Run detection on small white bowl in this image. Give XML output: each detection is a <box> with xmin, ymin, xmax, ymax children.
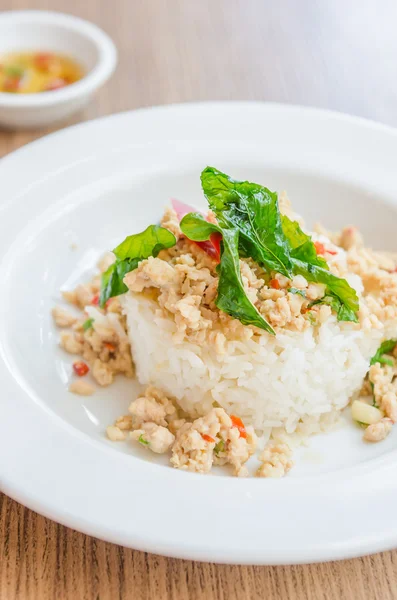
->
<box><xmin>0</xmin><ymin>11</ymin><xmax>117</xmax><ymax>129</ymax></box>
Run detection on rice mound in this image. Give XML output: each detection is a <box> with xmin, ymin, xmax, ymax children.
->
<box><xmin>121</xmin><ymin>293</ymin><xmax>387</xmax><ymax>436</ymax></box>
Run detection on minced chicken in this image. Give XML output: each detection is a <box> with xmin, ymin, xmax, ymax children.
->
<box><xmin>53</xmin><ymin>204</ymin><xmax>397</xmax><ymax>478</ymax></box>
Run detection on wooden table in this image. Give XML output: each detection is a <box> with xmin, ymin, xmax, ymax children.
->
<box><xmin>1</xmin><ymin>0</ymin><xmax>397</xmax><ymax>597</ymax></box>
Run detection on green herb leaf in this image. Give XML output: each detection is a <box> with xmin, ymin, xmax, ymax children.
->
<box><xmin>216</xmin><ymin>228</ymin><xmax>275</xmax><ymax>334</ymax></box>
<box><xmin>100</xmin><ymin>259</ymin><xmax>136</xmax><ymax>307</ymax></box>
<box><xmin>100</xmin><ymin>225</ymin><xmax>176</xmax><ymax>307</ymax></box>
<box><xmin>138</xmin><ymin>434</ymin><xmax>149</xmax><ymax>446</ymax></box>
<box><xmin>281</xmin><ymin>216</ymin><xmax>328</xmax><ymax>269</ymax></box>
<box><xmin>288</xmin><ymin>288</ymin><xmax>306</xmax><ymax>297</ymax></box>
<box><xmin>370</xmin><ymin>340</ymin><xmax>397</xmax><ymax>366</ymax></box>
<box><xmin>292</xmin><ymin>260</ymin><xmax>359</xmax><ymax>323</ymax></box>
<box><xmin>180</xmin><ymin>212</ymin><xmax>221</xmax><ymax>240</ymax></box>
<box><xmin>200</xmin><ymin>167</ymin><xmax>359</xmax><ymax>323</ymax></box>
<box><xmin>281</xmin><ymin>216</ymin><xmax>359</xmax><ymax>321</ymax></box>
<box><xmin>82</xmin><ymin>318</ymin><xmax>94</xmax><ymax>331</ymax></box>
<box><xmin>214</xmin><ymin>439</ymin><xmax>225</xmax><ymax>454</ymax></box>
<box><xmin>309</xmin><ymin>290</ymin><xmax>358</xmax><ymax>323</ymax></box>
<box><xmin>113</xmin><ymin>225</ymin><xmax>176</xmax><ymax>261</ymax></box>
<box><xmin>201</xmin><ymin>167</ymin><xmax>293</xmax><ymax>277</ymax></box>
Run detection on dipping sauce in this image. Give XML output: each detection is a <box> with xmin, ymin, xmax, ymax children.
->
<box><xmin>0</xmin><ymin>52</ymin><xmax>84</xmax><ymax>93</ymax></box>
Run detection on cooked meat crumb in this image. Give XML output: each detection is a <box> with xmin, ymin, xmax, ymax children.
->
<box><xmin>92</xmin><ymin>358</ymin><xmax>114</xmax><ymax>386</ymax></box>
<box><xmin>363</xmin><ymin>418</ymin><xmax>393</xmax><ymax>442</ymax></box>
<box><xmin>129</xmin><ymin>385</ymin><xmax>177</xmax><ymax>428</ymax></box>
<box><xmin>256</xmin><ymin>442</ymin><xmax>293</xmax><ymax>478</ymax></box>
<box><xmin>56</xmin><ymin>260</ymin><xmax>134</xmax><ymax>392</ymax></box>
<box><xmin>60</xmin><ymin>331</ymin><xmax>84</xmax><ymax>355</ymax></box>
<box><xmin>369</xmin><ymin>362</ymin><xmax>397</xmax><ymax>421</ymax></box>
<box><xmin>115</xmin><ymin>415</ymin><xmax>133</xmax><ymax>431</ymax></box>
<box><xmin>106</xmin><ymin>425</ymin><xmax>126</xmax><ymax>441</ymax></box>
<box><xmin>171</xmin><ymin>408</ymin><xmax>256</xmax><ymax>475</ymax></box>
<box><xmin>131</xmin><ymin>422</ymin><xmax>175</xmax><ymax>453</ymax></box>
<box><xmin>52</xmin><ymin>306</ymin><xmax>77</xmax><ymax>328</ymax></box>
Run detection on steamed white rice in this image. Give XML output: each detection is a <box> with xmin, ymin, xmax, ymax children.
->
<box><xmin>122</xmin><ymin>293</ymin><xmax>392</xmax><ymax>437</ymax></box>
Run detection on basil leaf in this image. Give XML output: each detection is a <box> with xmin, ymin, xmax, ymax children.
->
<box><xmin>370</xmin><ymin>340</ymin><xmax>397</xmax><ymax>366</ymax></box>
<box><xmin>216</xmin><ymin>228</ymin><xmax>275</xmax><ymax>335</ymax></box>
<box><xmin>309</xmin><ymin>291</ymin><xmax>358</xmax><ymax>323</ymax></box>
<box><xmin>180</xmin><ymin>213</ymin><xmax>221</xmax><ymax>240</ymax></box>
<box><xmin>201</xmin><ymin>167</ymin><xmax>293</xmax><ymax>277</ymax></box>
<box><xmin>293</xmin><ymin>259</ymin><xmax>359</xmax><ymax>322</ymax></box>
<box><xmin>201</xmin><ymin>166</ymin><xmax>358</xmax><ymax>323</ymax></box>
<box><xmin>113</xmin><ymin>224</ymin><xmax>176</xmax><ymax>261</ymax></box>
<box><xmin>100</xmin><ymin>259</ymin><xmax>136</xmax><ymax>307</ymax></box>
<box><xmin>281</xmin><ymin>216</ymin><xmax>328</xmax><ymax>270</ymax></box>
<box><xmin>82</xmin><ymin>318</ymin><xmax>94</xmax><ymax>331</ymax></box>
<box><xmin>281</xmin><ymin>216</ymin><xmax>358</xmax><ymax>320</ymax></box>
<box><xmin>100</xmin><ymin>225</ymin><xmax>176</xmax><ymax>307</ymax></box>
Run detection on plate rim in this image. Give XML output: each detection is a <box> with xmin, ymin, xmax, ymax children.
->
<box><xmin>2</xmin><ymin>101</ymin><xmax>397</xmax><ymax>565</ymax></box>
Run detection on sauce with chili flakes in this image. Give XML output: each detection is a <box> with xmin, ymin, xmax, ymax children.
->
<box><xmin>0</xmin><ymin>52</ymin><xmax>84</xmax><ymax>94</ymax></box>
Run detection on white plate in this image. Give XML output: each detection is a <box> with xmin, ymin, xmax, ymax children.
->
<box><xmin>2</xmin><ymin>103</ymin><xmax>397</xmax><ymax>565</ymax></box>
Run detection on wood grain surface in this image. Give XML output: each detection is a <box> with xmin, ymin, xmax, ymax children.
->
<box><xmin>1</xmin><ymin>0</ymin><xmax>397</xmax><ymax>598</ymax></box>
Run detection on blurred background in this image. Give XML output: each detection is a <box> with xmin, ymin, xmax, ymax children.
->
<box><xmin>1</xmin><ymin>0</ymin><xmax>397</xmax><ymax>144</ymax></box>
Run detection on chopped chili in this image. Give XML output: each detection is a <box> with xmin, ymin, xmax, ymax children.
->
<box><xmin>314</xmin><ymin>241</ymin><xmax>325</xmax><ymax>255</ymax></box>
<box><xmin>201</xmin><ymin>433</ymin><xmax>215</xmax><ymax>443</ymax></box>
<box><xmin>73</xmin><ymin>361</ymin><xmax>89</xmax><ymax>377</ymax></box>
<box><xmin>230</xmin><ymin>414</ymin><xmax>247</xmax><ymax>439</ymax></box>
<box><xmin>91</xmin><ymin>294</ymin><xmax>99</xmax><ymax>305</ymax></box>
<box><xmin>104</xmin><ymin>342</ymin><xmax>116</xmax><ymax>352</ymax></box>
<box><xmin>269</xmin><ymin>278</ymin><xmax>280</xmax><ymax>289</ymax></box>
<box><xmin>314</xmin><ymin>241</ymin><xmax>337</xmax><ymax>256</ymax></box>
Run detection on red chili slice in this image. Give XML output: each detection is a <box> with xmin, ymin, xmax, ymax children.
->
<box><xmin>210</xmin><ymin>231</ymin><xmax>222</xmax><ymax>259</ymax></box>
<box><xmin>91</xmin><ymin>294</ymin><xmax>99</xmax><ymax>305</ymax></box>
<box><xmin>314</xmin><ymin>241</ymin><xmax>325</xmax><ymax>255</ymax></box>
<box><xmin>314</xmin><ymin>241</ymin><xmax>337</xmax><ymax>256</ymax></box>
<box><xmin>104</xmin><ymin>342</ymin><xmax>116</xmax><ymax>352</ymax></box>
<box><xmin>195</xmin><ymin>232</ymin><xmax>222</xmax><ymax>262</ymax></box>
<box><xmin>201</xmin><ymin>433</ymin><xmax>215</xmax><ymax>443</ymax></box>
<box><xmin>230</xmin><ymin>415</ymin><xmax>247</xmax><ymax>439</ymax></box>
<box><xmin>270</xmin><ymin>278</ymin><xmax>280</xmax><ymax>289</ymax></box>
<box><xmin>73</xmin><ymin>361</ymin><xmax>89</xmax><ymax>376</ymax></box>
